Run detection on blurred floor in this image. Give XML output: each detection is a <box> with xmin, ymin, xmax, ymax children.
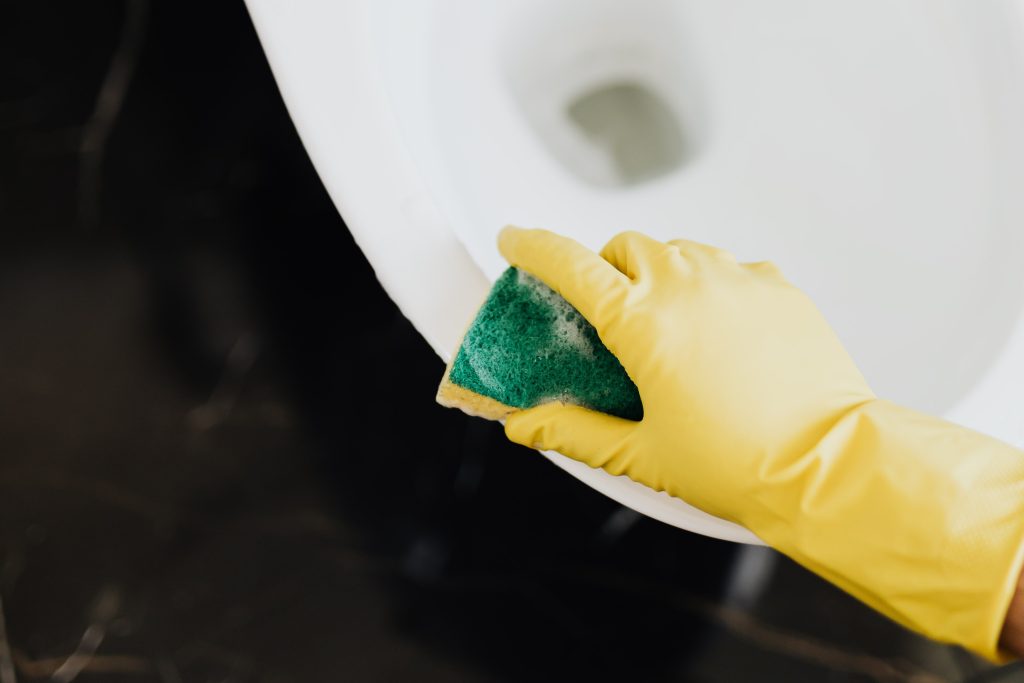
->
<box><xmin>0</xmin><ymin>2</ymin><xmax>1020</xmax><ymax>682</ymax></box>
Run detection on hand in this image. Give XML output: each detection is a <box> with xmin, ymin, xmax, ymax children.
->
<box><xmin>499</xmin><ymin>227</ymin><xmax>874</xmax><ymax>524</ymax></box>
<box><xmin>499</xmin><ymin>226</ymin><xmax>1024</xmax><ymax>660</ymax></box>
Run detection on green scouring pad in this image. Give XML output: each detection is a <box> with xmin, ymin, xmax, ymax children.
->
<box><xmin>436</xmin><ymin>267</ymin><xmax>642</xmax><ymax>421</ymax></box>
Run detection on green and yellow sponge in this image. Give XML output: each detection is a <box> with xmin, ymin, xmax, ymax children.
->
<box><xmin>436</xmin><ymin>267</ymin><xmax>642</xmax><ymax>421</ymax></box>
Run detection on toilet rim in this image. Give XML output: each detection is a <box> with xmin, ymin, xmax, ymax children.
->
<box><xmin>245</xmin><ymin>0</ymin><xmax>1024</xmax><ymax>546</ymax></box>
<box><xmin>245</xmin><ymin>0</ymin><xmax>763</xmax><ymax>544</ymax></box>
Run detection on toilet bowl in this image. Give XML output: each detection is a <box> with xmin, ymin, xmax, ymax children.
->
<box><xmin>246</xmin><ymin>0</ymin><xmax>1024</xmax><ymax>544</ymax></box>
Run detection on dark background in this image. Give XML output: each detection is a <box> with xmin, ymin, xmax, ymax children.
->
<box><xmin>0</xmin><ymin>2</ymin><xmax>1017</xmax><ymax>681</ymax></box>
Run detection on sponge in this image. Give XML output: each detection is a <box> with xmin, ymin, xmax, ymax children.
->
<box><xmin>436</xmin><ymin>267</ymin><xmax>642</xmax><ymax>421</ymax></box>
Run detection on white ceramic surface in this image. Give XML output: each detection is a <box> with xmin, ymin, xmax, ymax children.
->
<box><xmin>245</xmin><ymin>0</ymin><xmax>1024</xmax><ymax>545</ymax></box>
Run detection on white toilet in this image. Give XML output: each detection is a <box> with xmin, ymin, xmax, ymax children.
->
<box><xmin>246</xmin><ymin>0</ymin><xmax>1024</xmax><ymax>544</ymax></box>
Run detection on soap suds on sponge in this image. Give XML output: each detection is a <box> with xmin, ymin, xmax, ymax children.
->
<box><xmin>437</xmin><ymin>267</ymin><xmax>642</xmax><ymax>421</ymax></box>
<box><xmin>514</xmin><ymin>268</ymin><xmax>595</xmax><ymax>359</ymax></box>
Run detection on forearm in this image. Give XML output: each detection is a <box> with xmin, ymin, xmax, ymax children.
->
<box><xmin>1001</xmin><ymin>570</ymin><xmax>1024</xmax><ymax>657</ymax></box>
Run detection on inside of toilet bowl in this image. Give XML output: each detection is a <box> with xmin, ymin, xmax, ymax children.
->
<box><xmin>368</xmin><ymin>0</ymin><xmax>1024</xmax><ymax>419</ymax></box>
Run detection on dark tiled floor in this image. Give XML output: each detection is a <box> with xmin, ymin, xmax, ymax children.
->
<box><xmin>0</xmin><ymin>2</ymin><xmax>1021</xmax><ymax>682</ymax></box>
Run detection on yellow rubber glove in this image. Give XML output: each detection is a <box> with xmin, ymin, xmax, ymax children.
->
<box><xmin>499</xmin><ymin>226</ymin><xmax>1024</xmax><ymax>659</ymax></box>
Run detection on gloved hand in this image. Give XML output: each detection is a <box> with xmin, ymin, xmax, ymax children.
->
<box><xmin>499</xmin><ymin>226</ymin><xmax>1024</xmax><ymax>659</ymax></box>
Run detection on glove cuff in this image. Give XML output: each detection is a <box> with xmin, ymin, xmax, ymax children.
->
<box><xmin>747</xmin><ymin>399</ymin><xmax>1024</xmax><ymax>660</ymax></box>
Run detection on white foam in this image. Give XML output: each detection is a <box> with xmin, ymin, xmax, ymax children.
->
<box><xmin>550</xmin><ymin>314</ymin><xmax>594</xmax><ymax>358</ymax></box>
<box><xmin>463</xmin><ymin>335</ymin><xmax>504</xmax><ymax>393</ymax></box>
<box><xmin>516</xmin><ymin>269</ymin><xmax>595</xmax><ymax>358</ymax></box>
